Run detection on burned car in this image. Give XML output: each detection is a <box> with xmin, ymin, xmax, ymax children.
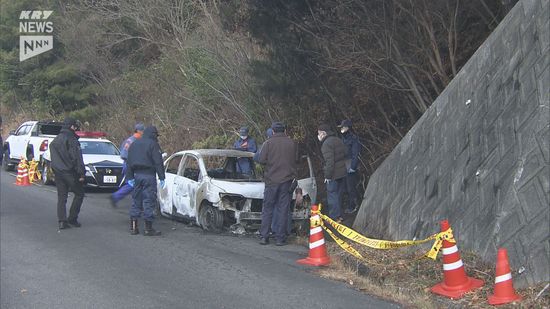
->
<box><xmin>157</xmin><ymin>149</ymin><xmax>317</xmax><ymax>232</ymax></box>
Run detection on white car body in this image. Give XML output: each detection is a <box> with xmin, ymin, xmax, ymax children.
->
<box><xmin>3</xmin><ymin>120</ymin><xmax>63</xmax><ymax>169</ymax></box>
<box><xmin>158</xmin><ymin>149</ymin><xmax>317</xmax><ymax>231</ymax></box>
<box><xmin>42</xmin><ymin>137</ymin><xmax>124</xmax><ymax>187</ymax></box>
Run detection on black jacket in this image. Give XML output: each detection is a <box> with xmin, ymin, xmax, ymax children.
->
<box><xmin>50</xmin><ymin>127</ymin><xmax>85</xmax><ymax>177</ymax></box>
<box><xmin>342</xmin><ymin>131</ymin><xmax>360</xmax><ymax>170</ymax></box>
<box><xmin>126</xmin><ymin>126</ymin><xmax>165</xmax><ymax>180</ymax></box>
<box><xmin>258</xmin><ymin>132</ymin><xmax>297</xmax><ymax>185</ymax></box>
<box><xmin>321</xmin><ymin>132</ymin><xmax>348</xmax><ymax>180</ymax></box>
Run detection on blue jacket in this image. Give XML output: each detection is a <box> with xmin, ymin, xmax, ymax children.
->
<box><xmin>233</xmin><ymin>137</ymin><xmax>257</xmax><ymax>175</ymax></box>
<box><xmin>342</xmin><ymin>131</ymin><xmax>360</xmax><ymax>171</ymax></box>
<box><xmin>119</xmin><ymin>133</ymin><xmax>139</xmax><ymax>160</ymax></box>
<box><xmin>126</xmin><ymin>127</ymin><xmax>165</xmax><ymax>180</ymax></box>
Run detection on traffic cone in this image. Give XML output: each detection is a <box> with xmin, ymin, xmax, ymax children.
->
<box><xmin>488</xmin><ymin>248</ymin><xmax>522</xmax><ymax>305</ymax></box>
<box><xmin>296</xmin><ymin>204</ymin><xmax>331</xmax><ymax>266</ymax></box>
<box><xmin>15</xmin><ymin>159</ymin><xmax>31</xmax><ymax>186</ymax></box>
<box><xmin>431</xmin><ymin>219</ymin><xmax>484</xmax><ymax>299</ymax></box>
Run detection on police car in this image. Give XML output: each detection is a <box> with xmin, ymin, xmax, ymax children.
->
<box><xmin>41</xmin><ymin>132</ymin><xmax>124</xmax><ymax>188</ymax></box>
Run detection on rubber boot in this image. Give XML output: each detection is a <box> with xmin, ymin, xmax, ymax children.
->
<box><xmin>144</xmin><ymin>221</ymin><xmax>161</xmax><ymax>236</ymax></box>
<box><xmin>130</xmin><ymin>219</ymin><xmax>139</xmax><ymax>235</ymax></box>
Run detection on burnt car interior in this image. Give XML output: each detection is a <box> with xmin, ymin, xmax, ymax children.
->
<box><xmin>205</xmin><ymin>156</ymin><xmax>257</xmax><ymax>181</ymax></box>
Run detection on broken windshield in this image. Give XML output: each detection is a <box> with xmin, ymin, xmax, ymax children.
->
<box><xmin>202</xmin><ymin>155</ymin><xmax>259</xmax><ymax>181</ymax></box>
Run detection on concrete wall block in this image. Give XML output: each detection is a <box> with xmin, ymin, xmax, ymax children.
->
<box><xmin>498</xmin><ymin>211</ymin><xmax>524</xmax><ymax>244</ymax></box>
<box><xmin>519</xmin><ymin>69</ymin><xmax>537</xmax><ymax>104</ymax></box>
<box><xmin>536</xmin><ymin>64</ymin><xmax>549</xmax><ymax>106</ymax></box>
<box><xmin>517</xmin><ymin>176</ymin><xmax>547</xmax><ymax>221</ymax></box>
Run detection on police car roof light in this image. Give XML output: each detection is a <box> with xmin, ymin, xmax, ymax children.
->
<box><xmin>76</xmin><ymin>131</ymin><xmax>107</xmax><ymax>138</ymax></box>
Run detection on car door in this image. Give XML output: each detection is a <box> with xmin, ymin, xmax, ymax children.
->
<box><xmin>158</xmin><ymin>154</ymin><xmax>184</xmax><ymax>215</ymax></box>
<box><xmin>172</xmin><ymin>154</ymin><xmax>201</xmax><ymax>218</ymax></box>
<box><xmin>10</xmin><ymin>124</ymin><xmax>31</xmax><ymax>159</ymax></box>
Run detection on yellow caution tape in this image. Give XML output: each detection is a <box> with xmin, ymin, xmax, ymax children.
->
<box><xmin>28</xmin><ymin>160</ymin><xmax>41</xmax><ymax>183</ymax></box>
<box><xmin>320</xmin><ymin>220</ymin><xmax>366</xmax><ymax>261</ymax></box>
<box><xmin>318</xmin><ymin>210</ymin><xmax>454</xmax><ymax>260</ymax></box>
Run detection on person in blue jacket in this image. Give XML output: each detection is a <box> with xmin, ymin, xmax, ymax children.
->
<box><xmin>111</xmin><ymin>123</ymin><xmax>144</xmax><ymax>207</ymax></box>
<box><xmin>233</xmin><ymin>126</ymin><xmax>257</xmax><ymax>176</ymax></box>
<box><xmin>338</xmin><ymin>119</ymin><xmax>361</xmax><ymax>214</ymax></box>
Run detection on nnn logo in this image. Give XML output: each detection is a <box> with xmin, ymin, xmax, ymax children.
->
<box><xmin>19</xmin><ymin>10</ymin><xmax>54</xmax><ymax>61</ymax></box>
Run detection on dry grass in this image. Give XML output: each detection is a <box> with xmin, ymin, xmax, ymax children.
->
<box><xmin>301</xmin><ymin>238</ymin><xmax>550</xmax><ymax>309</ymax></box>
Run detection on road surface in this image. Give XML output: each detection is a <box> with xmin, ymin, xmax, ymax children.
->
<box><xmin>0</xmin><ymin>170</ymin><xmax>400</xmax><ymax>309</ymax></box>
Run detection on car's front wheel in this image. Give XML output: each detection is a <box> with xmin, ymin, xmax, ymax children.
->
<box><xmin>198</xmin><ymin>203</ymin><xmax>223</xmax><ymax>233</ymax></box>
<box><xmin>42</xmin><ymin>161</ymin><xmax>54</xmax><ymax>185</ymax></box>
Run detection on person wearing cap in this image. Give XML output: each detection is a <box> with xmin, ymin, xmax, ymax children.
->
<box><xmin>257</xmin><ymin>122</ymin><xmax>297</xmax><ymax>246</ymax></box>
<box><xmin>110</xmin><ymin>123</ymin><xmax>145</xmax><ymax>207</ymax></box>
<box><xmin>318</xmin><ymin>123</ymin><xmax>348</xmax><ymax>222</ymax></box>
<box><xmin>125</xmin><ymin>126</ymin><xmax>165</xmax><ymax>236</ymax></box>
<box><xmin>338</xmin><ymin>119</ymin><xmax>361</xmax><ymax>214</ymax></box>
<box><xmin>49</xmin><ymin>117</ymin><xmax>86</xmax><ymax>229</ymax></box>
<box><xmin>233</xmin><ymin>126</ymin><xmax>257</xmax><ymax>176</ymax></box>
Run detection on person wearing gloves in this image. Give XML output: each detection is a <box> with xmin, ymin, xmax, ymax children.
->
<box><xmin>125</xmin><ymin>126</ymin><xmax>165</xmax><ymax>236</ymax></box>
<box><xmin>49</xmin><ymin>117</ymin><xmax>86</xmax><ymax>229</ymax></box>
<box><xmin>111</xmin><ymin>123</ymin><xmax>144</xmax><ymax>207</ymax></box>
<box><xmin>338</xmin><ymin>119</ymin><xmax>361</xmax><ymax>214</ymax></box>
<box><xmin>318</xmin><ymin>123</ymin><xmax>348</xmax><ymax>222</ymax></box>
<box><xmin>233</xmin><ymin>126</ymin><xmax>257</xmax><ymax>176</ymax></box>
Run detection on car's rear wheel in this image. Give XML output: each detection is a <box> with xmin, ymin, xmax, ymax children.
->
<box><xmin>199</xmin><ymin>203</ymin><xmax>223</xmax><ymax>233</ymax></box>
<box><xmin>42</xmin><ymin>161</ymin><xmax>54</xmax><ymax>185</ymax></box>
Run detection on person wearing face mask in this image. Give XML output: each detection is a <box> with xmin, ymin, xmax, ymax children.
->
<box><xmin>317</xmin><ymin>123</ymin><xmax>348</xmax><ymax>222</ymax></box>
<box><xmin>233</xmin><ymin>126</ymin><xmax>257</xmax><ymax>176</ymax></box>
<box><xmin>338</xmin><ymin>119</ymin><xmax>361</xmax><ymax>214</ymax></box>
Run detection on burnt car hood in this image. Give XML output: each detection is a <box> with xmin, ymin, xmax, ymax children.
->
<box><xmin>209</xmin><ymin>179</ymin><xmax>265</xmax><ymax>199</ymax></box>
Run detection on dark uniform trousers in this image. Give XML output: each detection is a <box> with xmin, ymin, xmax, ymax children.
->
<box><xmin>54</xmin><ymin>171</ymin><xmax>85</xmax><ymax>222</ymax></box>
<box><xmin>344</xmin><ymin>172</ymin><xmax>359</xmax><ymax>211</ymax></box>
<box><xmin>131</xmin><ymin>173</ymin><xmax>157</xmax><ymax>222</ymax></box>
<box><xmin>260</xmin><ymin>180</ymin><xmax>292</xmax><ymax>242</ymax></box>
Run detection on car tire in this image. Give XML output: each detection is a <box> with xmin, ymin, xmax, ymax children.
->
<box><xmin>3</xmin><ymin>148</ymin><xmax>13</xmax><ymax>171</ymax></box>
<box><xmin>42</xmin><ymin>161</ymin><xmax>54</xmax><ymax>185</ymax></box>
<box><xmin>198</xmin><ymin>203</ymin><xmax>223</xmax><ymax>233</ymax></box>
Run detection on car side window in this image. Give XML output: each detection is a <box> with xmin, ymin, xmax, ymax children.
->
<box><xmin>166</xmin><ymin>155</ymin><xmax>183</xmax><ymax>174</ymax></box>
<box><xmin>16</xmin><ymin>125</ymin><xmax>29</xmax><ymax>136</ymax></box>
<box><xmin>181</xmin><ymin>156</ymin><xmax>201</xmax><ymax>182</ymax></box>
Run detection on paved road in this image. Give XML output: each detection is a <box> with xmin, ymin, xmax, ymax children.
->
<box><xmin>0</xmin><ymin>170</ymin><xmax>400</xmax><ymax>309</ymax></box>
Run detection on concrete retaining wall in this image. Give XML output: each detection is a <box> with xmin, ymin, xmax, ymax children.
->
<box><xmin>353</xmin><ymin>0</ymin><xmax>549</xmax><ymax>287</ymax></box>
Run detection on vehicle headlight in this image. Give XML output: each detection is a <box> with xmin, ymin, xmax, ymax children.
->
<box><xmin>85</xmin><ymin>165</ymin><xmax>97</xmax><ymax>173</ymax></box>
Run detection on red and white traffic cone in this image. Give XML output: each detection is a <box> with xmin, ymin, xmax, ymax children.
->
<box><xmin>431</xmin><ymin>219</ymin><xmax>484</xmax><ymax>299</ymax></box>
<box><xmin>15</xmin><ymin>159</ymin><xmax>31</xmax><ymax>186</ymax></box>
<box><xmin>296</xmin><ymin>204</ymin><xmax>330</xmax><ymax>266</ymax></box>
<box><xmin>488</xmin><ymin>248</ymin><xmax>522</xmax><ymax>305</ymax></box>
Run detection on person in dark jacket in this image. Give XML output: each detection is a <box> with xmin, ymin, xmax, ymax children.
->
<box><xmin>257</xmin><ymin>122</ymin><xmax>297</xmax><ymax>246</ymax></box>
<box><xmin>126</xmin><ymin>126</ymin><xmax>165</xmax><ymax>236</ymax></box>
<box><xmin>233</xmin><ymin>126</ymin><xmax>257</xmax><ymax>176</ymax></box>
<box><xmin>338</xmin><ymin>119</ymin><xmax>361</xmax><ymax>213</ymax></box>
<box><xmin>110</xmin><ymin>123</ymin><xmax>144</xmax><ymax>207</ymax></box>
<box><xmin>49</xmin><ymin>117</ymin><xmax>85</xmax><ymax>229</ymax></box>
<box><xmin>318</xmin><ymin>123</ymin><xmax>348</xmax><ymax>221</ymax></box>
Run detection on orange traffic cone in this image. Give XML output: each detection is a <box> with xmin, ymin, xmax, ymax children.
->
<box><xmin>431</xmin><ymin>219</ymin><xmax>484</xmax><ymax>299</ymax></box>
<box><xmin>488</xmin><ymin>248</ymin><xmax>522</xmax><ymax>305</ymax></box>
<box><xmin>15</xmin><ymin>159</ymin><xmax>31</xmax><ymax>186</ymax></box>
<box><xmin>296</xmin><ymin>204</ymin><xmax>331</xmax><ymax>266</ymax></box>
